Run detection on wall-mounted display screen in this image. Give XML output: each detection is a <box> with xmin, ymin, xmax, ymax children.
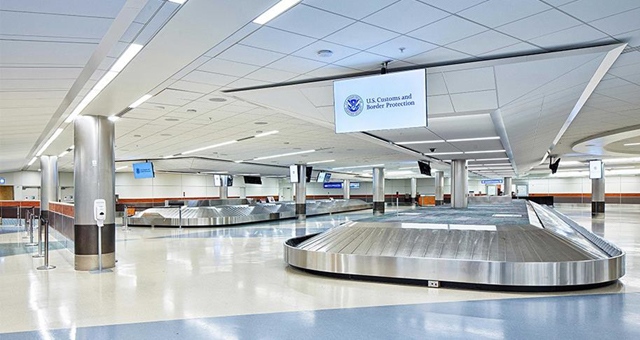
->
<box><xmin>417</xmin><ymin>160</ymin><xmax>431</xmax><ymax>176</ymax></box>
<box><xmin>226</xmin><ymin>175</ymin><xmax>233</xmax><ymax>187</ymax></box>
<box><xmin>244</xmin><ymin>176</ymin><xmax>262</xmax><ymax>185</ymax></box>
<box><xmin>305</xmin><ymin>166</ymin><xmax>313</xmax><ymax>183</ymax></box>
<box><xmin>317</xmin><ymin>172</ymin><xmax>332</xmax><ymax>182</ymax></box>
<box><xmin>213</xmin><ymin>175</ymin><xmax>222</xmax><ymax>187</ymax></box>
<box><xmin>289</xmin><ymin>165</ymin><xmax>299</xmax><ymax>183</ymax></box>
<box><xmin>132</xmin><ymin>162</ymin><xmax>154</xmax><ymax>179</ymax></box>
<box><xmin>349</xmin><ymin>182</ymin><xmax>360</xmax><ymax>189</ymax></box>
<box><xmin>589</xmin><ymin>160</ymin><xmax>603</xmax><ymax>179</ymax></box>
<box><xmin>334</xmin><ymin>69</ymin><xmax>427</xmax><ymax>133</ymax></box>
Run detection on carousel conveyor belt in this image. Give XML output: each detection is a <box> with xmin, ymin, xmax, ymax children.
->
<box><xmin>284</xmin><ymin>200</ymin><xmax>624</xmax><ymax>290</ymax></box>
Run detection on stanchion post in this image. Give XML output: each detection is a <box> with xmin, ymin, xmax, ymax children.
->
<box><xmin>36</xmin><ymin>217</ymin><xmax>55</xmax><ymax>270</ymax></box>
<box><xmin>25</xmin><ymin>208</ymin><xmax>37</xmax><ymax>246</ymax></box>
<box><xmin>179</xmin><ymin>206</ymin><xmax>183</xmax><ymax>229</ymax></box>
<box><xmin>32</xmin><ymin>213</ymin><xmax>44</xmax><ymax>258</ymax></box>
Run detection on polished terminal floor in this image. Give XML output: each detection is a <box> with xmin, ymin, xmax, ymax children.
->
<box><xmin>1</xmin><ymin>203</ymin><xmax>639</xmax><ymax>339</ymax></box>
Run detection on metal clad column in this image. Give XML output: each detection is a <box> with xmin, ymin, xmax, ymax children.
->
<box><xmin>343</xmin><ymin>179</ymin><xmax>350</xmax><ymax>199</ymax></box>
<box><xmin>592</xmin><ymin>161</ymin><xmax>605</xmax><ymax>215</ymax></box>
<box><xmin>40</xmin><ymin>155</ymin><xmax>59</xmax><ymax>220</ymax></box>
<box><xmin>373</xmin><ymin>167</ymin><xmax>385</xmax><ymax>215</ymax></box>
<box><xmin>504</xmin><ymin>177</ymin><xmax>513</xmax><ymax>196</ymax></box>
<box><xmin>295</xmin><ymin>164</ymin><xmax>306</xmax><ymax>220</ymax></box>
<box><xmin>219</xmin><ymin>185</ymin><xmax>228</xmax><ymax>199</ymax></box>
<box><xmin>410</xmin><ymin>177</ymin><xmax>417</xmax><ymax>205</ymax></box>
<box><xmin>74</xmin><ymin>116</ymin><xmax>115</xmax><ymax>271</ymax></box>
<box><xmin>434</xmin><ymin>171</ymin><xmax>444</xmax><ymax>205</ymax></box>
<box><xmin>451</xmin><ymin>160</ymin><xmax>468</xmax><ymax>209</ymax></box>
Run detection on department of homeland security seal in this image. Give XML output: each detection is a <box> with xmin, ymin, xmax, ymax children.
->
<box><xmin>344</xmin><ymin>94</ymin><xmax>363</xmax><ymax>116</ymax></box>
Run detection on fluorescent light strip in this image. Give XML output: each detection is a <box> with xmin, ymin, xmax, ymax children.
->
<box><xmin>168</xmin><ymin>0</ymin><xmax>186</xmax><ymax>4</ymax></box>
<box><xmin>307</xmin><ymin>159</ymin><xmax>335</xmax><ymax>165</ymax></box>
<box><xmin>255</xmin><ymin>130</ymin><xmax>278</xmax><ymax>138</ymax></box>
<box><xmin>447</xmin><ymin>136</ymin><xmax>500</xmax><ymax>143</ymax></box>
<box><xmin>430</xmin><ymin>152</ymin><xmax>463</xmax><ymax>156</ymax></box>
<box><xmin>253</xmin><ymin>0</ymin><xmax>301</xmax><ymax>25</ymax></box>
<box><xmin>36</xmin><ymin>128</ymin><xmax>64</xmax><ymax>156</ymax></box>
<box><xmin>624</xmin><ymin>142</ymin><xmax>640</xmax><ymax>146</ymax></box>
<box><xmin>183</xmin><ymin>140</ymin><xmax>237</xmax><ymax>155</ymax></box>
<box><xmin>332</xmin><ymin>164</ymin><xmax>385</xmax><ymax>170</ymax></box>
<box><xmin>254</xmin><ymin>149</ymin><xmax>315</xmax><ymax>161</ymax></box>
<box><xmin>115</xmin><ymin>166</ymin><xmax>128</xmax><ymax>171</ymax></box>
<box><xmin>28</xmin><ymin>157</ymin><xmax>37</xmax><ymax>166</ymax></box>
<box><xmin>129</xmin><ymin>94</ymin><xmax>153</xmax><ymax>108</ymax></box>
<box><xmin>464</xmin><ymin>149</ymin><xmax>506</xmax><ymax>154</ymax></box>
<box><xmin>396</xmin><ymin>140</ymin><xmax>445</xmax><ymax>145</ymax></box>
<box><xmin>108</xmin><ymin>115</ymin><xmax>120</xmax><ymax>122</ymax></box>
<box><xmin>470</xmin><ymin>158</ymin><xmax>509</xmax><ymax>162</ymax></box>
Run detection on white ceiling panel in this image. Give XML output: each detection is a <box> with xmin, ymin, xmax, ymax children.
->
<box><xmin>408</xmin><ymin>15</ymin><xmax>487</xmax><ymax>46</ymax></box>
<box><xmin>217</xmin><ymin>45</ymin><xmax>285</xmax><ymax>67</ymax></box>
<box><xmin>0</xmin><ymin>40</ymin><xmax>97</xmax><ymax>67</ymax></box>
<box><xmin>458</xmin><ymin>0</ymin><xmax>551</xmax><ymax>28</ymax></box>
<box><xmin>197</xmin><ymin>59</ymin><xmax>259</xmax><ymax>78</ymax></box>
<box><xmin>426</xmin><ymin>73</ymin><xmax>448</xmax><ymax>96</ymax></box>
<box><xmin>333</xmin><ymin>52</ymin><xmax>391</xmax><ymax>71</ymax></box>
<box><xmin>169</xmin><ymin>80</ymin><xmax>221</xmax><ymax>94</ymax></box>
<box><xmin>443</xmin><ymin>67</ymin><xmax>495</xmax><ymax>93</ymax></box>
<box><xmin>240</xmin><ymin>26</ymin><xmax>316</xmax><ymax>54</ymax></box>
<box><xmin>559</xmin><ymin>0</ymin><xmax>640</xmax><ymax>23</ymax></box>
<box><xmin>293</xmin><ymin>40</ymin><xmax>359</xmax><ymax>63</ymax></box>
<box><xmin>304</xmin><ymin>0</ymin><xmax>398</xmax><ymax>20</ymax></box>
<box><xmin>366</xmin><ymin>35</ymin><xmax>437</xmax><ymax>60</ymax></box>
<box><xmin>589</xmin><ymin>7</ymin><xmax>640</xmax><ymax>35</ymax></box>
<box><xmin>266</xmin><ymin>4</ymin><xmax>354</xmax><ymax>39</ymax></box>
<box><xmin>447</xmin><ymin>30</ymin><xmax>521</xmax><ymax>56</ymax></box>
<box><xmin>426</xmin><ymin>0</ymin><xmax>488</xmax><ymax>13</ymax></box>
<box><xmin>496</xmin><ymin>9</ymin><xmax>581</xmax><ymax>41</ymax></box>
<box><xmin>0</xmin><ymin>0</ymin><xmax>126</xmax><ymax>18</ymax></box>
<box><xmin>427</xmin><ymin>95</ymin><xmax>455</xmax><ymax>114</ymax></box>
<box><xmin>530</xmin><ymin>24</ymin><xmax>609</xmax><ymax>49</ymax></box>
<box><xmin>0</xmin><ymin>67</ymin><xmax>82</xmax><ymax>80</ymax></box>
<box><xmin>245</xmin><ymin>68</ymin><xmax>298</xmax><ymax>83</ymax></box>
<box><xmin>325</xmin><ymin>22</ymin><xmax>399</xmax><ymax>50</ymax></box>
<box><xmin>181</xmin><ymin>70</ymin><xmax>238</xmax><ymax>87</ymax></box>
<box><xmin>306</xmin><ymin>65</ymin><xmax>359</xmax><ymax>78</ymax></box>
<box><xmin>363</xmin><ymin>0</ymin><xmax>449</xmax><ymax>34</ymax></box>
<box><xmin>479</xmin><ymin>42</ymin><xmax>543</xmax><ymax>58</ymax></box>
<box><xmin>450</xmin><ymin>90</ymin><xmax>498</xmax><ymax>112</ymax></box>
<box><xmin>267</xmin><ymin>55</ymin><xmax>327</xmax><ymax>74</ymax></box>
<box><xmin>403</xmin><ymin>47</ymin><xmax>474</xmax><ymax>65</ymax></box>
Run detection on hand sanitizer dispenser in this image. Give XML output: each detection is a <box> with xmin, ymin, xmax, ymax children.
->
<box><xmin>94</xmin><ymin>199</ymin><xmax>106</xmax><ymax>227</ymax></box>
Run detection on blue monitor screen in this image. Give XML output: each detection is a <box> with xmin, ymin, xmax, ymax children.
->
<box><xmin>132</xmin><ymin>162</ymin><xmax>155</xmax><ymax>179</ymax></box>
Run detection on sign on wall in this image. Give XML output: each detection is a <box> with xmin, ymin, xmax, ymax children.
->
<box><xmin>589</xmin><ymin>160</ymin><xmax>603</xmax><ymax>179</ymax></box>
<box><xmin>481</xmin><ymin>179</ymin><xmax>503</xmax><ymax>185</ymax></box>
<box><xmin>333</xmin><ymin>69</ymin><xmax>427</xmax><ymax>133</ymax></box>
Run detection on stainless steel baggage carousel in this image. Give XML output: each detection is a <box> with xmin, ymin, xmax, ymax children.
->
<box><xmin>284</xmin><ymin>201</ymin><xmax>625</xmax><ymax>290</ymax></box>
<box><xmin>127</xmin><ymin>199</ymin><xmax>371</xmax><ymax>227</ymax></box>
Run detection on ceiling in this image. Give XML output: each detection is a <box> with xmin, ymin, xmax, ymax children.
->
<box><xmin>1</xmin><ymin>0</ymin><xmax>640</xmax><ymax>180</ymax></box>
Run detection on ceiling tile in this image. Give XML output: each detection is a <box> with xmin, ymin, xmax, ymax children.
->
<box><xmin>479</xmin><ymin>42</ymin><xmax>543</xmax><ymax>58</ymax></box>
<box><xmin>559</xmin><ymin>0</ymin><xmax>640</xmax><ymax>22</ymax></box>
<box><xmin>447</xmin><ymin>30</ymin><xmax>520</xmax><ymax>56</ymax></box>
<box><xmin>424</xmin><ymin>0</ymin><xmax>488</xmax><ymax>13</ymax></box>
<box><xmin>496</xmin><ymin>9</ymin><xmax>582</xmax><ymax>41</ymax></box>
<box><xmin>426</xmin><ymin>72</ymin><xmax>448</xmax><ymax>95</ymax></box>
<box><xmin>444</xmin><ymin>67</ymin><xmax>496</xmax><ymax>93</ymax></box>
<box><xmin>306</xmin><ymin>65</ymin><xmax>359</xmax><ymax>78</ymax></box>
<box><xmin>450</xmin><ymin>90</ymin><xmax>498</xmax><ymax>112</ymax></box>
<box><xmin>458</xmin><ymin>0</ymin><xmax>551</xmax><ymax>28</ymax></box>
<box><xmin>169</xmin><ymin>80</ymin><xmax>221</xmax><ymax>94</ymax></box>
<box><xmin>333</xmin><ymin>52</ymin><xmax>391</xmax><ymax>71</ymax></box>
<box><xmin>197</xmin><ymin>59</ymin><xmax>260</xmax><ymax>77</ymax></box>
<box><xmin>304</xmin><ymin>0</ymin><xmax>398</xmax><ymax>19</ymax></box>
<box><xmin>267</xmin><ymin>55</ymin><xmax>327</xmax><ymax>74</ymax></box>
<box><xmin>366</xmin><ymin>35</ymin><xmax>437</xmax><ymax>59</ymax></box>
<box><xmin>245</xmin><ymin>67</ymin><xmax>298</xmax><ymax>83</ymax></box>
<box><xmin>408</xmin><ymin>15</ymin><xmax>487</xmax><ymax>46</ymax></box>
<box><xmin>240</xmin><ymin>26</ymin><xmax>316</xmax><ymax>54</ymax></box>
<box><xmin>266</xmin><ymin>4</ymin><xmax>354</xmax><ymax>39</ymax></box>
<box><xmin>403</xmin><ymin>47</ymin><xmax>475</xmax><ymax>65</ymax></box>
<box><xmin>362</xmin><ymin>0</ymin><xmax>449</xmax><ymax>34</ymax></box>
<box><xmin>589</xmin><ymin>7</ymin><xmax>640</xmax><ymax>35</ymax></box>
<box><xmin>529</xmin><ymin>24</ymin><xmax>609</xmax><ymax>49</ymax></box>
<box><xmin>292</xmin><ymin>40</ymin><xmax>359</xmax><ymax>63</ymax></box>
<box><xmin>324</xmin><ymin>22</ymin><xmax>399</xmax><ymax>50</ymax></box>
<box><xmin>181</xmin><ymin>70</ymin><xmax>238</xmax><ymax>86</ymax></box>
<box><xmin>217</xmin><ymin>45</ymin><xmax>285</xmax><ymax>67</ymax></box>
<box><xmin>427</xmin><ymin>94</ymin><xmax>454</xmax><ymax>114</ymax></box>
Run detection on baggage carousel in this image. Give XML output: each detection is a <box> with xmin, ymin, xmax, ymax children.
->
<box><xmin>284</xmin><ymin>201</ymin><xmax>624</xmax><ymax>290</ymax></box>
<box><xmin>127</xmin><ymin>199</ymin><xmax>371</xmax><ymax>227</ymax></box>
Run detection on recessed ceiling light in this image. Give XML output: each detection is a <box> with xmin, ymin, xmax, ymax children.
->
<box><xmin>317</xmin><ymin>49</ymin><xmax>333</xmax><ymax>57</ymax></box>
<box><xmin>186</xmin><ymin>109</ymin><xmax>197</xmax><ymax>113</ymax></box>
<box><xmin>254</xmin><ymin>149</ymin><xmax>316</xmax><ymax>161</ymax></box>
<box><xmin>624</xmin><ymin>142</ymin><xmax>640</xmax><ymax>146</ymax></box>
<box><xmin>209</xmin><ymin>97</ymin><xmax>227</xmax><ymax>102</ymax></box>
<box><xmin>396</xmin><ymin>140</ymin><xmax>445</xmax><ymax>145</ymax></box>
<box><xmin>252</xmin><ymin>0</ymin><xmax>301</xmax><ymax>25</ymax></box>
<box><xmin>129</xmin><ymin>94</ymin><xmax>153</xmax><ymax>108</ymax></box>
<box><xmin>156</xmin><ymin>105</ymin><xmax>166</xmax><ymax>109</ymax></box>
<box><xmin>447</xmin><ymin>136</ymin><xmax>500</xmax><ymax>143</ymax></box>
<box><xmin>307</xmin><ymin>159</ymin><xmax>335</xmax><ymax>165</ymax></box>
<box><xmin>133</xmin><ymin>134</ymin><xmax>142</xmax><ymax>137</ymax></box>
<box><xmin>254</xmin><ymin>121</ymin><xmax>268</xmax><ymax>125</ymax></box>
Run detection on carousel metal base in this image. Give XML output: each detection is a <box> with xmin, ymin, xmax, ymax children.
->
<box><xmin>128</xmin><ymin>199</ymin><xmax>371</xmax><ymax>227</ymax></box>
<box><xmin>284</xmin><ymin>201</ymin><xmax>624</xmax><ymax>290</ymax></box>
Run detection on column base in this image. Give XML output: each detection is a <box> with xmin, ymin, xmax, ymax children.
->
<box><xmin>295</xmin><ymin>204</ymin><xmax>306</xmax><ymax>220</ymax></box>
<box><xmin>373</xmin><ymin>202</ymin><xmax>385</xmax><ymax>215</ymax></box>
<box><xmin>75</xmin><ymin>252</ymin><xmax>115</xmax><ymax>271</ymax></box>
<box><xmin>435</xmin><ymin>200</ymin><xmax>444</xmax><ymax>206</ymax></box>
<box><xmin>591</xmin><ymin>201</ymin><xmax>605</xmax><ymax>215</ymax></box>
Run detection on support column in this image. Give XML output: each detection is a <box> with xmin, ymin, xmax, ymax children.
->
<box><xmin>451</xmin><ymin>160</ymin><xmax>468</xmax><ymax>209</ymax></box>
<box><xmin>74</xmin><ymin>116</ymin><xmax>115</xmax><ymax>271</ymax></box>
<box><xmin>295</xmin><ymin>164</ymin><xmax>306</xmax><ymax>220</ymax></box>
<box><xmin>343</xmin><ymin>179</ymin><xmax>351</xmax><ymax>199</ymax></box>
<box><xmin>40</xmin><ymin>155</ymin><xmax>59</xmax><ymax>221</ymax></box>
<box><xmin>592</xmin><ymin>161</ymin><xmax>605</xmax><ymax>215</ymax></box>
<box><xmin>219</xmin><ymin>185</ymin><xmax>228</xmax><ymax>199</ymax></box>
<box><xmin>434</xmin><ymin>171</ymin><xmax>444</xmax><ymax>205</ymax></box>
<box><xmin>410</xmin><ymin>177</ymin><xmax>417</xmax><ymax>206</ymax></box>
<box><xmin>503</xmin><ymin>177</ymin><xmax>513</xmax><ymax>196</ymax></box>
<box><xmin>373</xmin><ymin>167</ymin><xmax>385</xmax><ymax>215</ymax></box>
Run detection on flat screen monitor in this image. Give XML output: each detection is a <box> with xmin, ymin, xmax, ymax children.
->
<box><xmin>317</xmin><ymin>172</ymin><xmax>326</xmax><ymax>182</ymax></box>
<box><xmin>132</xmin><ymin>162</ymin><xmax>155</xmax><ymax>179</ymax></box>
<box><xmin>417</xmin><ymin>160</ymin><xmax>431</xmax><ymax>176</ymax></box>
<box><xmin>213</xmin><ymin>175</ymin><xmax>222</xmax><ymax>187</ymax></box>
<box><xmin>289</xmin><ymin>165</ymin><xmax>299</xmax><ymax>183</ymax></box>
<box><xmin>305</xmin><ymin>166</ymin><xmax>313</xmax><ymax>183</ymax></box>
<box><xmin>349</xmin><ymin>182</ymin><xmax>360</xmax><ymax>189</ymax></box>
<box><xmin>589</xmin><ymin>160</ymin><xmax>603</xmax><ymax>179</ymax></box>
<box><xmin>244</xmin><ymin>176</ymin><xmax>262</xmax><ymax>185</ymax></box>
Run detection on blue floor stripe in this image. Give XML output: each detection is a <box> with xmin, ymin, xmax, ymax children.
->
<box><xmin>4</xmin><ymin>293</ymin><xmax>639</xmax><ymax>339</ymax></box>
